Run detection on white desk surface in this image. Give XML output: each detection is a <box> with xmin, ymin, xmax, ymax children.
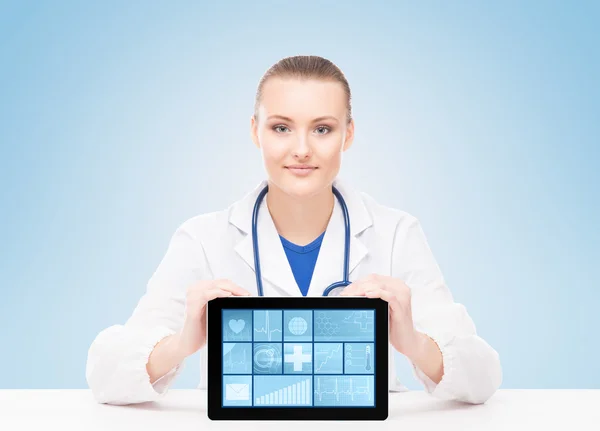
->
<box><xmin>1</xmin><ymin>389</ymin><xmax>599</xmax><ymax>430</ymax></box>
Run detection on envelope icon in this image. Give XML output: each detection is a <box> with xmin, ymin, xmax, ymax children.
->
<box><xmin>226</xmin><ymin>383</ymin><xmax>249</xmax><ymax>400</ymax></box>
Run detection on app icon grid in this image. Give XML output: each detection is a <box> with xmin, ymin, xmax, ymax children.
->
<box><xmin>222</xmin><ymin>309</ymin><xmax>376</xmax><ymax>407</ymax></box>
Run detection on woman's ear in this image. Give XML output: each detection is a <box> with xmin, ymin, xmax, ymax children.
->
<box><xmin>250</xmin><ymin>115</ymin><xmax>260</xmax><ymax>149</ymax></box>
<box><xmin>343</xmin><ymin>119</ymin><xmax>355</xmax><ymax>152</ymax></box>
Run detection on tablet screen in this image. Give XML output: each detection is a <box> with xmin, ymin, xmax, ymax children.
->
<box><xmin>221</xmin><ymin>309</ymin><xmax>376</xmax><ymax>408</ymax></box>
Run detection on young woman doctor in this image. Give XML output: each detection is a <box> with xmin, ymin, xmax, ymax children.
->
<box><xmin>86</xmin><ymin>55</ymin><xmax>502</xmax><ymax>406</ymax></box>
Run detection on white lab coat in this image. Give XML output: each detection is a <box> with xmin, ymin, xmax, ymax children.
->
<box><xmin>86</xmin><ymin>176</ymin><xmax>502</xmax><ymax>406</ymax></box>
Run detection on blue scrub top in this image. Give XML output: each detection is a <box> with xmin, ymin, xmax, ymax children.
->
<box><xmin>279</xmin><ymin>231</ymin><xmax>326</xmax><ymax>296</ymax></box>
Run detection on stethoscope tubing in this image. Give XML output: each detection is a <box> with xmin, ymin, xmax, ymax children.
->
<box><xmin>252</xmin><ymin>184</ymin><xmax>351</xmax><ymax>297</ymax></box>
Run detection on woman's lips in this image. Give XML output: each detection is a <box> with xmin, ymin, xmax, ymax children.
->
<box><xmin>285</xmin><ymin>167</ymin><xmax>317</xmax><ymax>176</ymax></box>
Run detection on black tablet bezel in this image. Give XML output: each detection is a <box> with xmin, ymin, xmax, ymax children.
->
<box><xmin>207</xmin><ymin>297</ymin><xmax>388</xmax><ymax>420</ymax></box>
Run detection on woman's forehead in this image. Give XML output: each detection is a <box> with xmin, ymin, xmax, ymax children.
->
<box><xmin>259</xmin><ymin>78</ymin><xmax>346</xmax><ymax>119</ymax></box>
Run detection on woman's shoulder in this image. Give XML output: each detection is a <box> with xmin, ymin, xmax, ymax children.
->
<box><xmin>340</xmin><ymin>178</ymin><xmax>421</xmax><ymax>229</ymax></box>
<box><xmin>170</xmin><ymin>207</ymin><xmax>232</xmax><ymax>240</ymax></box>
<box><xmin>361</xmin><ymin>190</ymin><xmax>418</xmax><ymax>222</ymax></box>
<box><xmin>170</xmin><ymin>183</ymin><xmax>259</xmax><ymax>240</ymax></box>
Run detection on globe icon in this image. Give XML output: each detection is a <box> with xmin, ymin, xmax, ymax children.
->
<box><xmin>288</xmin><ymin>317</ymin><xmax>308</xmax><ymax>335</ymax></box>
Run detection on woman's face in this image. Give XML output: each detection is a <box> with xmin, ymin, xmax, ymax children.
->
<box><xmin>251</xmin><ymin>77</ymin><xmax>354</xmax><ymax>199</ymax></box>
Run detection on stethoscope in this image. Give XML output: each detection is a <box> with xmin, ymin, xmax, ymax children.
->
<box><xmin>252</xmin><ymin>184</ymin><xmax>352</xmax><ymax>297</ymax></box>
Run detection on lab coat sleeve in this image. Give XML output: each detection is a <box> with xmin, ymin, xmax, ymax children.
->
<box><xmin>86</xmin><ymin>221</ymin><xmax>209</xmax><ymax>405</ymax></box>
<box><xmin>391</xmin><ymin>215</ymin><xmax>502</xmax><ymax>404</ymax></box>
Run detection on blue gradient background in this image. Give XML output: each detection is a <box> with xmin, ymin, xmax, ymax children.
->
<box><xmin>1</xmin><ymin>1</ymin><xmax>598</xmax><ymax>389</ymax></box>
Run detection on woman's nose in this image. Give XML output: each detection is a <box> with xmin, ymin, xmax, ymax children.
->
<box><xmin>292</xmin><ymin>135</ymin><xmax>311</xmax><ymax>157</ymax></box>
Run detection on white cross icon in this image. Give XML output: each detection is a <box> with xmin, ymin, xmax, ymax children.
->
<box><xmin>284</xmin><ymin>345</ymin><xmax>311</xmax><ymax>371</ymax></box>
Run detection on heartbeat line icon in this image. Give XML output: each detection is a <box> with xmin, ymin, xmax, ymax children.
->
<box><xmin>254</xmin><ymin>310</ymin><xmax>282</xmax><ymax>341</ymax></box>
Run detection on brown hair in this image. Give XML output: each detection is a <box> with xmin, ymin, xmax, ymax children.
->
<box><xmin>254</xmin><ymin>55</ymin><xmax>352</xmax><ymax>124</ymax></box>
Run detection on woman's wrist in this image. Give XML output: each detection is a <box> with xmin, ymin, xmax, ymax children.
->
<box><xmin>402</xmin><ymin>330</ymin><xmax>427</xmax><ymax>362</ymax></box>
<box><xmin>147</xmin><ymin>333</ymin><xmax>187</xmax><ymax>384</ymax></box>
<box><xmin>406</xmin><ymin>331</ymin><xmax>444</xmax><ymax>384</ymax></box>
<box><xmin>167</xmin><ymin>331</ymin><xmax>193</xmax><ymax>364</ymax></box>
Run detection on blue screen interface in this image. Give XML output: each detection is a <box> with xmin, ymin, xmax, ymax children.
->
<box><xmin>221</xmin><ymin>309</ymin><xmax>376</xmax><ymax>408</ymax></box>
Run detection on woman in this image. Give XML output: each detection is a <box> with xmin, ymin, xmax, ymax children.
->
<box><xmin>86</xmin><ymin>55</ymin><xmax>502</xmax><ymax>406</ymax></box>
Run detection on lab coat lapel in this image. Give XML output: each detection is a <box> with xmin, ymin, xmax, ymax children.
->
<box><xmin>232</xmin><ymin>180</ymin><xmax>301</xmax><ymax>297</ymax></box>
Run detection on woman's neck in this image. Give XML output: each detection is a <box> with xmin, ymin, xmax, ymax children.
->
<box><xmin>266</xmin><ymin>182</ymin><xmax>334</xmax><ymax>246</ymax></box>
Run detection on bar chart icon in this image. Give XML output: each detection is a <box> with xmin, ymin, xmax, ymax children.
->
<box><xmin>253</xmin><ymin>376</ymin><xmax>311</xmax><ymax>406</ymax></box>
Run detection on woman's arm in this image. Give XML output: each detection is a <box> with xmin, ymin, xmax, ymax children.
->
<box><xmin>392</xmin><ymin>215</ymin><xmax>502</xmax><ymax>404</ymax></box>
<box><xmin>86</xmin><ymin>222</ymin><xmax>209</xmax><ymax>405</ymax></box>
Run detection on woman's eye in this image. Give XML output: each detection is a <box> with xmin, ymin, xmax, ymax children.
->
<box><xmin>272</xmin><ymin>125</ymin><xmax>331</xmax><ymax>134</ymax></box>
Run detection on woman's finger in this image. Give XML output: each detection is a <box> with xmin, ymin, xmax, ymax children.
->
<box><xmin>339</xmin><ymin>280</ymin><xmax>360</xmax><ymax>296</ymax></box>
<box><xmin>202</xmin><ymin>287</ymin><xmax>234</xmax><ymax>301</ymax></box>
<box><xmin>214</xmin><ymin>279</ymin><xmax>252</xmax><ymax>296</ymax></box>
<box><xmin>341</xmin><ymin>280</ymin><xmax>377</xmax><ymax>296</ymax></box>
<box><xmin>365</xmin><ymin>287</ymin><xmax>400</xmax><ymax>313</ymax></box>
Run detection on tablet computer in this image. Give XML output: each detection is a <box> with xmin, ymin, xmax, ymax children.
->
<box><xmin>207</xmin><ymin>297</ymin><xmax>388</xmax><ymax>420</ymax></box>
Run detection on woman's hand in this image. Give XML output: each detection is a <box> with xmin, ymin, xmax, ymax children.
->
<box><xmin>147</xmin><ymin>279</ymin><xmax>251</xmax><ymax>383</ymax></box>
<box><xmin>339</xmin><ymin>274</ymin><xmax>420</xmax><ymax>357</ymax></box>
<box><xmin>339</xmin><ymin>274</ymin><xmax>444</xmax><ymax>384</ymax></box>
<box><xmin>177</xmin><ymin>279</ymin><xmax>252</xmax><ymax>357</ymax></box>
